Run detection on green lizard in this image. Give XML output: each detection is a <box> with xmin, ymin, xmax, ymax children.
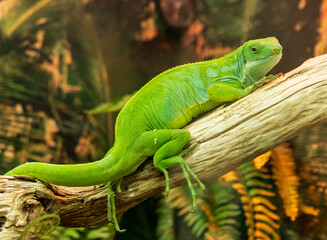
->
<box><xmin>5</xmin><ymin>37</ymin><xmax>282</xmax><ymax>232</ymax></box>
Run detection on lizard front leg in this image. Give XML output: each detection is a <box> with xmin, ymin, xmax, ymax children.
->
<box><xmin>207</xmin><ymin>77</ymin><xmax>275</xmax><ymax>105</ymax></box>
<box><xmin>208</xmin><ymin>83</ymin><xmax>256</xmax><ymax>103</ymax></box>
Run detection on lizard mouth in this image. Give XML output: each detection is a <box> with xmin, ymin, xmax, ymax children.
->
<box><xmin>256</xmin><ymin>52</ymin><xmax>282</xmax><ymax>62</ymax></box>
<box><xmin>243</xmin><ymin>52</ymin><xmax>282</xmax><ymax>65</ymax></box>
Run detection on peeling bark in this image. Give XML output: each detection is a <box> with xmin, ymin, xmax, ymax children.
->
<box><xmin>1</xmin><ymin>54</ymin><xmax>327</xmax><ymax>239</ymax></box>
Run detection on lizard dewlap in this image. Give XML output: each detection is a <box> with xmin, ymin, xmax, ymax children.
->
<box><xmin>5</xmin><ymin>37</ymin><xmax>282</xmax><ymax>232</ymax></box>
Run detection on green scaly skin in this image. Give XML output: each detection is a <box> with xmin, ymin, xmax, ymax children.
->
<box><xmin>5</xmin><ymin>37</ymin><xmax>282</xmax><ymax>232</ymax></box>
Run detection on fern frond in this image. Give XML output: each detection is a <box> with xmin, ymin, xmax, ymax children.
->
<box><xmin>254</xmin><ymin>229</ymin><xmax>271</xmax><ymax>240</ymax></box>
<box><xmin>204</xmin><ymin>223</ymin><xmax>218</xmax><ymax>240</ymax></box>
<box><xmin>205</xmin><ymin>222</ymin><xmax>239</xmax><ymax>240</ymax></box>
<box><xmin>271</xmin><ymin>143</ymin><xmax>300</xmax><ymax>221</ymax></box>
<box><xmin>300</xmin><ymin>202</ymin><xmax>320</xmax><ymax>217</ymax></box>
<box><xmin>86</xmin><ymin>226</ymin><xmax>116</xmax><ymax>240</ymax></box>
<box><xmin>254</xmin><ymin>214</ymin><xmax>279</xmax><ymax>229</ymax></box>
<box><xmin>240</xmin><ymin>162</ymin><xmax>281</xmax><ymax>239</ymax></box>
<box><xmin>254</xmin><ymin>222</ymin><xmax>280</xmax><ymax>240</ymax></box>
<box><xmin>251</xmin><ymin>196</ymin><xmax>277</xmax><ymax>211</ymax></box>
<box><xmin>252</xmin><ymin>205</ymin><xmax>280</xmax><ymax>221</ymax></box>
<box><xmin>206</xmin><ymin>181</ymin><xmax>243</xmax><ymax>239</ymax></box>
<box><xmin>42</xmin><ymin>226</ymin><xmax>116</xmax><ymax>240</ymax></box>
<box><xmin>42</xmin><ymin>227</ymin><xmax>83</xmax><ymax>240</ymax></box>
<box><xmin>169</xmin><ymin>181</ymin><xmax>243</xmax><ymax>240</ymax></box>
<box><xmin>240</xmin><ymin>162</ymin><xmax>280</xmax><ymax>239</ymax></box>
<box><xmin>156</xmin><ymin>194</ymin><xmax>175</xmax><ymax>240</ymax></box>
<box><xmin>223</xmin><ymin>162</ymin><xmax>280</xmax><ymax>240</ymax></box>
<box><xmin>253</xmin><ymin>151</ymin><xmax>272</xmax><ymax>169</ymax></box>
<box><xmin>168</xmin><ymin>187</ymin><xmax>207</xmax><ymax>237</ymax></box>
<box><xmin>221</xmin><ymin>171</ymin><xmax>255</xmax><ymax>240</ymax></box>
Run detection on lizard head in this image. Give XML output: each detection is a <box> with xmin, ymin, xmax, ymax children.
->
<box><xmin>241</xmin><ymin>37</ymin><xmax>282</xmax><ymax>87</ymax></box>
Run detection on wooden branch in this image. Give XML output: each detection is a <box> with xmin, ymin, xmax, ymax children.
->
<box><xmin>1</xmin><ymin>54</ymin><xmax>327</xmax><ymax>239</ymax></box>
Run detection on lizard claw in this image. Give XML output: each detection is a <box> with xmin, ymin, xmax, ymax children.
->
<box><xmin>189</xmin><ymin>209</ymin><xmax>196</xmax><ymax>213</ymax></box>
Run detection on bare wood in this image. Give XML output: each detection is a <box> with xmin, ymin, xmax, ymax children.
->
<box><xmin>1</xmin><ymin>54</ymin><xmax>327</xmax><ymax>239</ymax></box>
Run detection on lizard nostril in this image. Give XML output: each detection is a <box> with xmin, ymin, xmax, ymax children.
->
<box><xmin>272</xmin><ymin>48</ymin><xmax>277</xmax><ymax>52</ymax></box>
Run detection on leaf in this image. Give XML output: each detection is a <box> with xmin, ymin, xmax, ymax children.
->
<box><xmin>239</xmin><ymin>162</ymin><xmax>280</xmax><ymax>239</ymax></box>
<box><xmin>85</xmin><ymin>92</ymin><xmax>136</xmax><ymax>114</ymax></box>
<box><xmin>253</xmin><ymin>151</ymin><xmax>272</xmax><ymax>169</ymax></box>
<box><xmin>222</xmin><ymin>170</ymin><xmax>255</xmax><ymax>240</ymax></box>
<box><xmin>300</xmin><ymin>203</ymin><xmax>320</xmax><ymax>217</ymax></box>
<box><xmin>86</xmin><ymin>226</ymin><xmax>115</xmax><ymax>239</ymax></box>
<box><xmin>168</xmin><ymin>181</ymin><xmax>243</xmax><ymax>240</ymax></box>
<box><xmin>251</xmin><ymin>196</ymin><xmax>277</xmax><ymax>211</ymax></box>
<box><xmin>168</xmin><ymin>187</ymin><xmax>207</xmax><ymax>237</ymax></box>
<box><xmin>254</xmin><ymin>222</ymin><xmax>280</xmax><ymax>240</ymax></box>
<box><xmin>254</xmin><ymin>214</ymin><xmax>280</xmax><ymax>229</ymax></box>
<box><xmin>206</xmin><ymin>181</ymin><xmax>243</xmax><ymax>240</ymax></box>
<box><xmin>252</xmin><ymin>205</ymin><xmax>280</xmax><ymax>221</ymax></box>
<box><xmin>271</xmin><ymin>143</ymin><xmax>300</xmax><ymax>221</ymax></box>
<box><xmin>1</xmin><ymin>0</ymin><xmax>51</xmax><ymax>37</ymax></box>
<box><xmin>156</xmin><ymin>195</ymin><xmax>175</xmax><ymax>240</ymax></box>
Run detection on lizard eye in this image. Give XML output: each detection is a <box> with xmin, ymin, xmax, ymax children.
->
<box><xmin>251</xmin><ymin>47</ymin><xmax>258</xmax><ymax>53</ymax></box>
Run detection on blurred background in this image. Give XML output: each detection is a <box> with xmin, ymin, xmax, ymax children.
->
<box><xmin>0</xmin><ymin>0</ymin><xmax>326</xmax><ymax>239</ymax></box>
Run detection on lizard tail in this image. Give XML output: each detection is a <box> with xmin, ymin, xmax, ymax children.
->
<box><xmin>4</xmin><ymin>152</ymin><xmax>118</xmax><ymax>187</ymax></box>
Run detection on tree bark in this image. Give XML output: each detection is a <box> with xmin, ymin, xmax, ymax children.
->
<box><xmin>1</xmin><ymin>54</ymin><xmax>327</xmax><ymax>239</ymax></box>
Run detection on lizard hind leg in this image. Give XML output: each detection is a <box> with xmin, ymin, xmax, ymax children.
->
<box><xmin>107</xmin><ymin>182</ymin><xmax>126</xmax><ymax>232</ymax></box>
<box><xmin>156</xmin><ymin>142</ymin><xmax>204</xmax><ymax>211</ymax></box>
<box><xmin>142</xmin><ymin>129</ymin><xmax>205</xmax><ymax>211</ymax></box>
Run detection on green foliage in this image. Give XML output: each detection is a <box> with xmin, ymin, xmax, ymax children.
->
<box><xmin>167</xmin><ymin>181</ymin><xmax>243</xmax><ymax>240</ymax></box>
<box><xmin>168</xmin><ymin>186</ymin><xmax>207</xmax><ymax>238</ymax></box>
<box><xmin>205</xmin><ymin>181</ymin><xmax>243</xmax><ymax>239</ymax></box>
<box><xmin>156</xmin><ymin>195</ymin><xmax>175</xmax><ymax>240</ymax></box>
<box><xmin>86</xmin><ymin>91</ymin><xmax>136</xmax><ymax>114</ymax></box>
<box><xmin>0</xmin><ymin>0</ymin><xmax>112</xmax><ymax>175</ymax></box>
<box><xmin>0</xmin><ymin>0</ymin><xmax>75</xmax><ymax>104</ymax></box>
<box><xmin>239</xmin><ymin>162</ymin><xmax>281</xmax><ymax>240</ymax></box>
<box><xmin>42</xmin><ymin>226</ymin><xmax>115</xmax><ymax>240</ymax></box>
<box><xmin>271</xmin><ymin>144</ymin><xmax>300</xmax><ymax>221</ymax></box>
<box><xmin>165</xmin><ymin>160</ymin><xmax>284</xmax><ymax>240</ymax></box>
<box><xmin>19</xmin><ymin>214</ymin><xmax>60</xmax><ymax>240</ymax></box>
